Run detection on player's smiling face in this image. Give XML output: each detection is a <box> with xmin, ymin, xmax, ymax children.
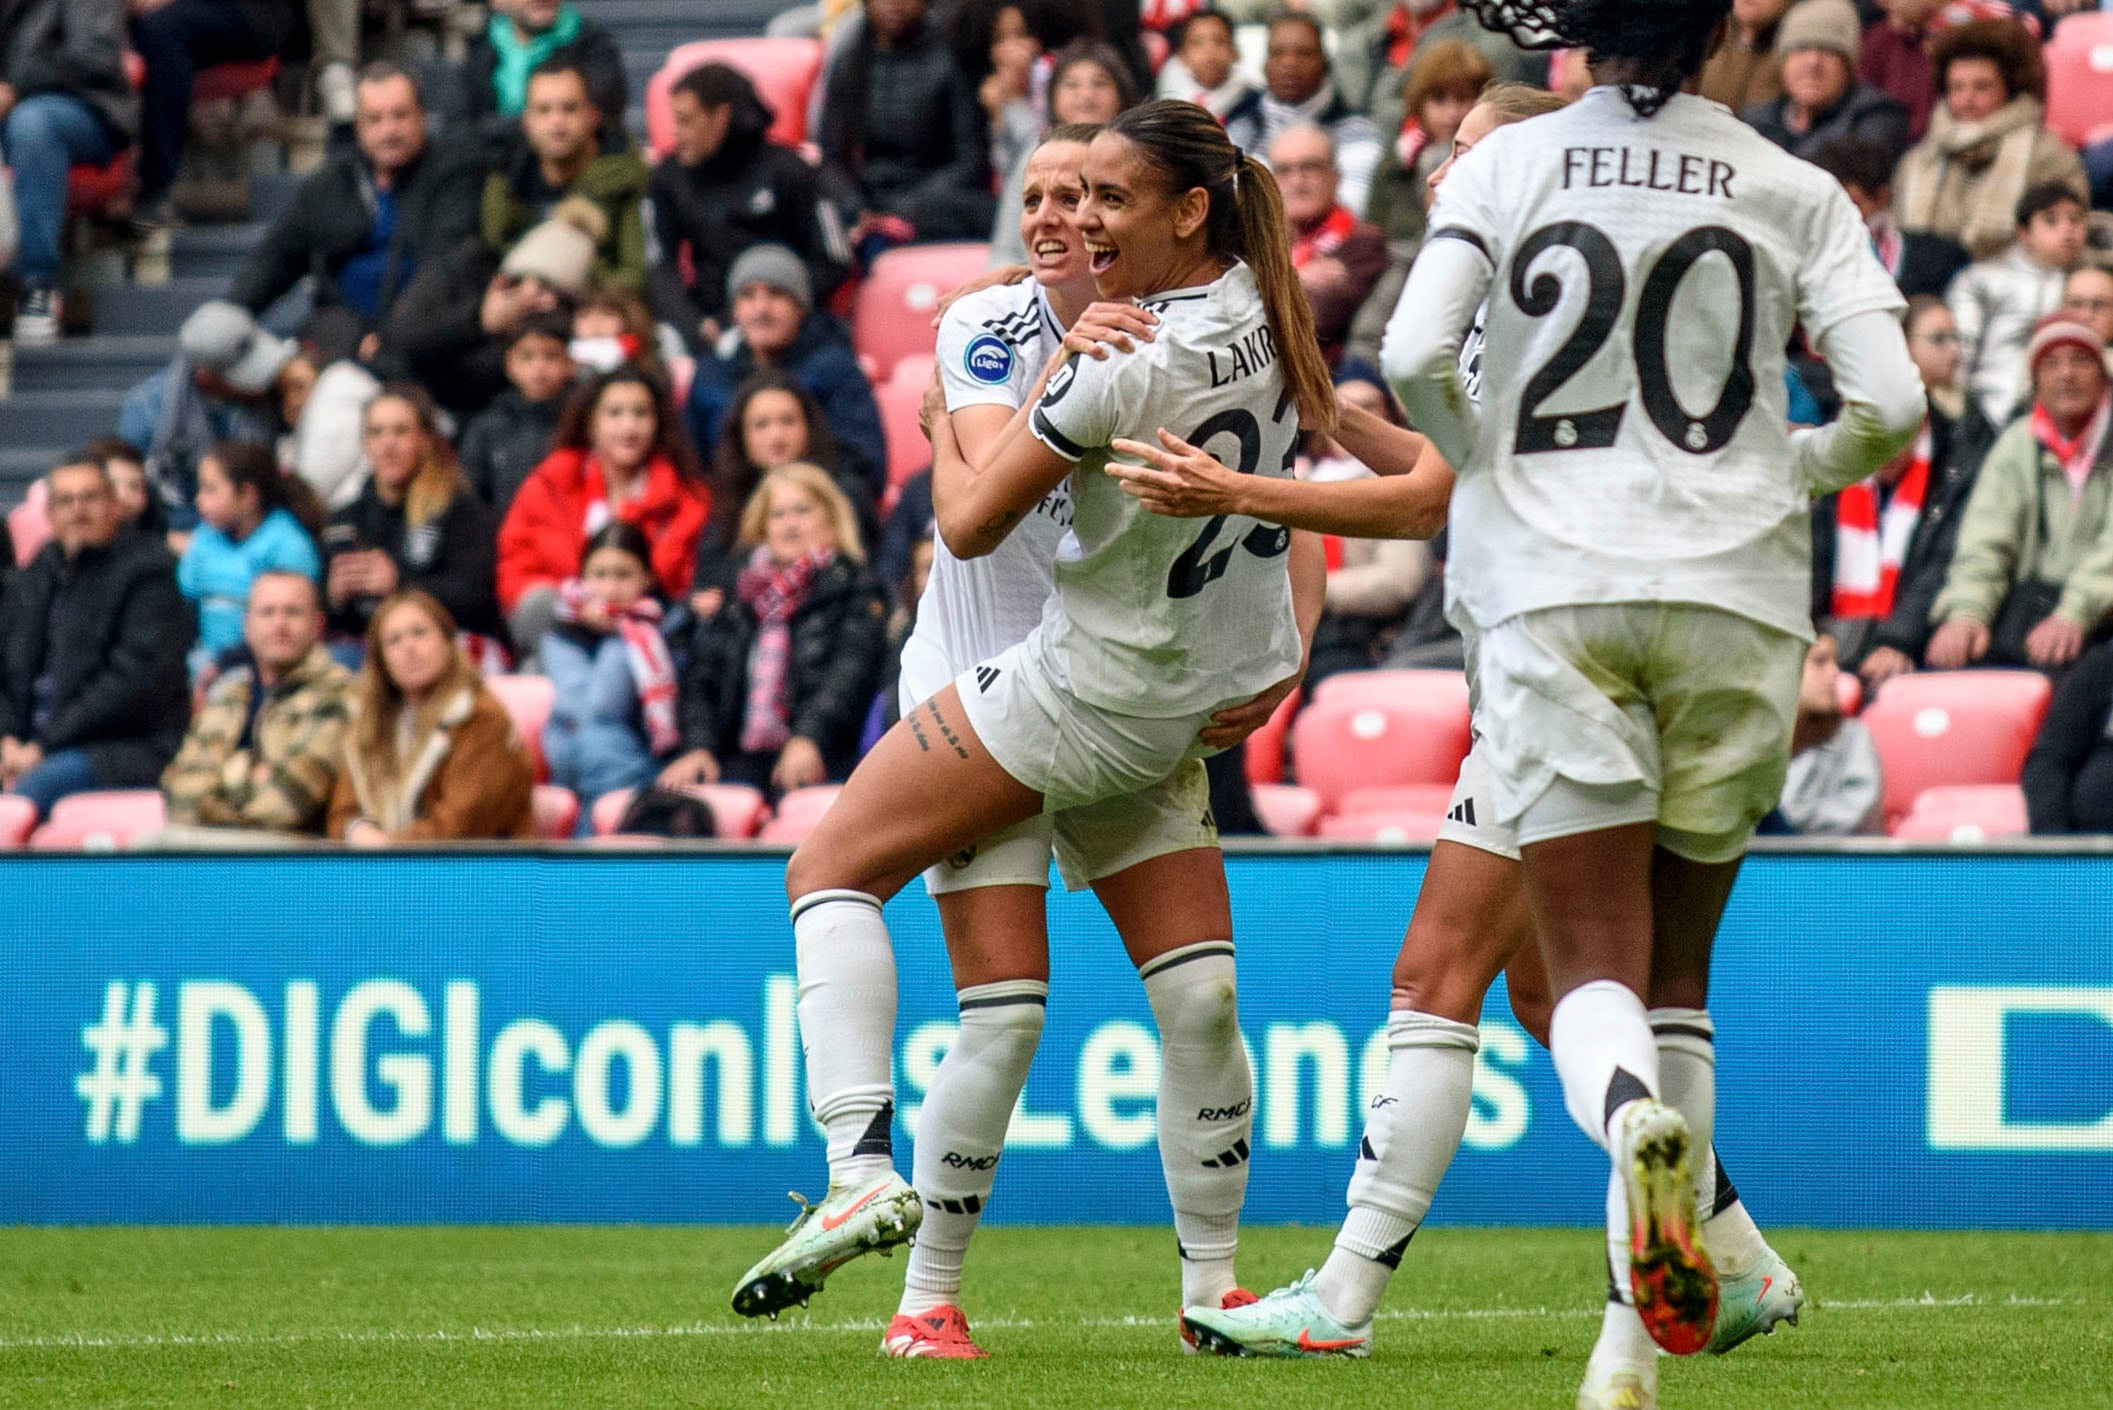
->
<box><xmin>1020</xmin><ymin>141</ymin><xmax>1091</xmax><ymax>290</ymax></box>
<box><xmin>1078</xmin><ymin>132</ymin><xmax>1205</xmax><ymax>301</ymax></box>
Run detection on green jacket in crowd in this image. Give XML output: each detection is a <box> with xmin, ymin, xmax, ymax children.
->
<box><xmin>1931</xmin><ymin>413</ymin><xmax>2113</xmax><ymax>632</ymax></box>
<box><xmin>481</xmin><ymin>144</ymin><xmax>651</xmax><ymax>294</ymax></box>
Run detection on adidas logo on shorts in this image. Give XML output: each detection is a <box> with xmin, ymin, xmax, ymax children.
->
<box><xmin>1447</xmin><ymin>798</ymin><xmax>1477</xmax><ymax>827</ymax></box>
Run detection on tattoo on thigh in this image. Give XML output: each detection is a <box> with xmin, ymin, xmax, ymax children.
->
<box><xmin>908</xmin><ymin>711</ymin><xmax>933</xmax><ymax>752</ymax></box>
<box><xmin>923</xmin><ymin>699</ymin><xmax>971</xmax><ymax>759</ymax></box>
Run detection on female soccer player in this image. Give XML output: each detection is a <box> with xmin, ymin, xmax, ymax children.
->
<box><xmin>1121</xmin><ymin>84</ymin><xmax>1806</xmax><ymax>1383</ymax></box>
<box><xmin>731</xmin><ymin>99</ymin><xmax>1336</xmax><ymax>1338</ymax></box>
<box><xmin>1377</xmin><ymin>4</ymin><xmax>1924</xmax><ymax>1403</ymax></box>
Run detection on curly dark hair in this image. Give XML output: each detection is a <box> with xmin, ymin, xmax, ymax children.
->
<box><xmin>1930</xmin><ymin>18</ymin><xmax>2046</xmax><ymax>105</ymax></box>
<box><xmin>1459</xmin><ymin>0</ymin><xmax>1732</xmax><ymax>116</ymax></box>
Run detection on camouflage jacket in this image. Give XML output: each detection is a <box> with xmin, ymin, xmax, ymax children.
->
<box><xmin>161</xmin><ymin>646</ymin><xmax>353</xmax><ymax>834</ymax></box>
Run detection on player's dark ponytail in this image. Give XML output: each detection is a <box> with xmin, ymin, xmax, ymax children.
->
<box><xmin>1459</xmin><ymin>0</ymin><xmax>1731</xmax><ymax>117</ymax></box>
<box><xmin>1103</xmin><ymin>100</ymin><xmax>1337</xmax><ymax>434</ymax></box>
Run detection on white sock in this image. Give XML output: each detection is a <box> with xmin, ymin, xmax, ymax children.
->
<box><xmin>899</xmin><ymin>979</ymin><xmax>1047</xmax><ymax>1318</ymax></box>
<box><xmin>1313</xmin><ymin>1010</ymin><xmax>1480</xmax><ymax>1325</ymax></box>
<box><xmin>1549</xmin><ymin>979</ymin><xmax>1659</xmax><ymax>1152</ymax></box>
<box><xmin>1702</xmin><ymin>1152</ymin><xmax>1771</xmax><ymax>1279</ymax></box>
<box><xmin>1650</xmin><ymin>1007</ymin><xmax>1716</xmax><ymax>1221</ymax></box>
<box><xmin>1587</xmin><ymin>1293</ymin><xmax>1659</xmax><ymax>1371</ymax></box>
<box><xmin>1141</xmin><ymin>940</ymin><xmax>1250</xmax><ymax>1307</ymax></box>
<box><xmin>791</xmin><ymin>890</ymin><xmax>898</xmax><ymax>1187</ymax></box>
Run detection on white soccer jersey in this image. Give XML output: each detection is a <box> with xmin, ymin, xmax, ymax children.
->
<box><xmin>1028</xmin><ymin>262</ymin><xmax>1303</xmax><ymax>717</ymax></box>
<box><xmin>908</xmin><ymin>279</ymin><xmax>1074</xmax><ymax>683</ymax></box>
<box><xmin>1417</xmin><ymin>88</ymin><xmax>1906</xmax><ymax>640</ymax></box>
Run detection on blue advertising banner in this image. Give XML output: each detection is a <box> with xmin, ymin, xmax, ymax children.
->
<box><xmin>2</xmin><ymin>850</ymin><xmax>2108</xmax><ymax>1227</ymax></box>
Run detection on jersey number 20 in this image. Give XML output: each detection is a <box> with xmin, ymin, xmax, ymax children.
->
<box><xmin>1166</xmin><ymin>392</ymin><xmax>1295</xmax><ymax>599</ymax></box>
<box><xmin>1509</xmin><ymin>222</ymin><xmax>1758</xmax><ymax>457</ymax></box>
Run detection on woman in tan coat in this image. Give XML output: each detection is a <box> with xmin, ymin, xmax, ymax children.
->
<box><xmin>328</xmin><ymin>590</ymin><xmax>535</xmax><ymax>845</ymax></box>
<box><xmin>1893</xmin><ymin>18</ymin><xmax>2089</xmax><ymax>261</ymax></box>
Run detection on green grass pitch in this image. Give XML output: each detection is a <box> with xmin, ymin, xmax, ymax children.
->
<box><xmin>1</xmin><ymin>1226</ymin><xmax>2104</xmax><ymax>1408</ymax></box>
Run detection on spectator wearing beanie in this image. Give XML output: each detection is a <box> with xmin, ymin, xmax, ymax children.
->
<box><xmin>1743</xmin><ymin>0</ymin><xmax>1911</xmax><ymax>165</ymax></box>
<box><xmin>1928</xmin><ymin>315</ymin><xmax>2113</xmax><ymax>675</ymax></box>
<box><xmin>646</xmin><ymin>62</ymin><xmax>851</xmax><ymax>353</ymax></box>
<box><xmin>685</xmin><ymin>244</ymin><xmax>887</xmax><ymax>500</ymax></box>
<box><xmin>1893</xmin><ymin>17</ymin><xmax>2089</xmax><ymax>263</ymax></box>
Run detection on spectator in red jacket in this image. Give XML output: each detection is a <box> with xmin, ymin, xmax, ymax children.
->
<box><xmin>496</xmin><ymin>367</ymin><xmax>709</xmax><ymax>658</ymax></box>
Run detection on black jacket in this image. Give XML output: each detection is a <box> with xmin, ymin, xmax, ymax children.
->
<box><xmin>229</xmin><ymin>138</ymin><xmax>485</xmax><ymax>323</ymax></box>
<box><xmin>2022</xmin><ymin>644</ymin><xmax>2113</xmax><ymax>833</ymax></box>
<box><xmin>1891</xmin><ymin>229</ymin><xmax>1972</xmax><ymax>301</ymax></box>
<box><xmin>0</xmin><ymin>0</ymin><xmax>138</xmax><ymax>145</ymax></box>
<box><xmin>818</xmin><ymin>17</ymin><xmax>988</xmax><ymax>218</ymax></box>
<box><xmin>1811</xmin><ymin>400</ymin><xmax>1996</xmax><ymax>667</ymax></box>
<box><xmin>459</xmin><ymin>388</ymin><xmax>565</xmax><ymax>517</ymax></box>
<box><xmin>679</xmin><ymin>554</ymin><xmax>888</xmax><ymax>780</ymax></box>
<box><xmin>443</xmin><ymin>18</ymin><xmax>627</xmax><ymax>158</ymax></box>
<box><xmin>647</xmin><ymin>84</ymin><xmax>848</xmax><ymax>346</ymax></box>
<box><xmin>1742</xmin><ymin>84</ymin><xmax>1912</xmax><ymax>166</ymax></box>
<box><xmin>0</xmin><ymin>530</ymin><xmax>192</xmax><ymax>785</ymax></box>
<box><xmin>372</xmin><ymin>237</ymin><xmax>508</xmax><ymax>417</ymax></box>
<box><xmin>324</xmin><ymin>479</ymin><xmax>502</xmax><ymax>641</ymax></box>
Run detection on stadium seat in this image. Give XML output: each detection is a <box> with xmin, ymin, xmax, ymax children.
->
<box><xmin>1252</xmin><ymin>782</ymin><xmax>1322</xmax><ymax>837</ymax></box>
<box><xmin>1291</xmin><ymin>690</ymin><xmax>1473</xmax><ymax>815</ymax></box>
<box><xmin>193</xmin><ymin>59</ymin><xmax>279</xmax><ymax>105</ymax></box>
<box><xmin>877</xmin><ymin>356</ymin><xmax>936</xmax><ymax>511</ymax></box>
<box><xmin>28</xmin><ymin>791</ymin><xmax>166</xmax><ymax>850</ymax></box>
<box><xmin>531</xmin><ymin>785</ymin><xmax>581</xmax><ymax>841</ymax></box>
<box><xmin>7</xmin><ymin>483</ymin><xmax>53</xmax><ymax>567</ymax></box>
<box><xmin>1889</xmin><ymin>784</ymin><xmax>2030</xmax><ymax>843</ymax></box>
<box><xmin>1311</xmin><ymin>669</ymin><xmax>1471</xmax><ymax>713</ymax></box>
<box><xmin>1861</xmin><ymin>670</ymin><xmax>2052</xmax><ymax>827</ymax></box>
<box><xmin>853</xmin><ymin>243</ymin><xmax>991</xmax><ymax>384</ymax></box>
<box><xmin>1337</xmin><ymin>784</ymin><xmax>1458</xmax><ymax>817</ymax></box>
<box><xmin>2043</xmin><ymin>14</ymin><xmax>2113</xmax><ymax>148</ymax></box>
<box><xmin>759</xmin><ymin>785</ymin><xmax>842</xmax><ymax>842</ymax></box>
<box><xmin>486</xmin><ymin>675</ymin><xmax>556</xmax><ymax>783</ymax></box>
<box><xmin>1243</xmin><ymin>687</ymin><xmax>1302</xmax><ymax>785</ymax></box>
<box><xmin>0</xmin><ymin>796</ymin><xmax>37</xmax><ymax>850</ymax></box>
<box><xmin>589</xmin><ymin>783</ymin><xmax>769</xmax><ymax>839</ymax></box>
<box><xmin>1317</xmin><ymin>808</ymin><xmax>1447</xmax><ymax>844</ymax></box>
<box><xmin>645</xmin><ymin>38</ymin><xmax>823</xmax><ymax>159</ymax></box>
<box><xmin>67</xmin><ymin>154</ymin><xmax>133</xmax><ymax>217</ymax></box>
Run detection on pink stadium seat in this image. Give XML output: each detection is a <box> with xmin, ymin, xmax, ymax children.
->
<box><xmin>193</xmin><ymin>58</ymin><xmax>279</xmax><ymax>105</ymax></box>
<box><xmin>487</xmin><ymin>675</ymin><xmax>556</xmax><ymax>783</ymax></box>
<box><xmin>1312</xmin><ymin>669</ymin><xmax>1472</xmax><ymax>712</ymax></box>
<box><xmin>645</xmin><ymin>38</ymin><xmax>823</xmax><ymax>159</ymax></box>
<box><xmin>1889</xmin><ymin>784</ymin><xmax>2030</xmax><ymax>843</ymax></box>
<box><xmin>877</xmin><ymin>356</ymin><xmax>936</xmax><ymax>511</ymax></box>
<box><xmin>1317</xmin><ymin>808</ymin><xmax>1446</xmax><ymax>844</ymax></box>
<box><xmin>1291</xmin><ymin>690</ymin><xmax>1473</xmax><ymax>815</ymax></box>
<box><xmin>28</xmin><ymin>791</ymin><xmax>165</xmax><ymax>850</ymax></box>
<box><xmin>853</xmin><ymin>243</ymin><xmax>990</xmax><ymax>384</ymax></box>
<box><xmin>2044</xmin><ymin>14</ymin><xmax>2113</xmax><ymax>148</ymax></box>
<box><xmin>8</xmin><ymin>483</ymin><xmax>52</xmax><ymax>567</ymax></box>
<box><xmin>589</xmin><ymin>783</ymin><xmax>770</xmax><ymax>839</ymax></box>
<box><xmin>1861</xmin><ymin>670</ymin><xmax>2052</xmax><ymax>828</ymax></box>
<box><xmin>760</xmin><ymin>785</ymin><xmax>843</xmax><ymax>842</ymax></box>
<box><xmin>1244</xmin><ymin>687</ymin><xmax>1302</xmax><ymax>785</ymax></box>
<box><xmin>1338</xmin><ymin>784</ymin><xmax>1458</xmax><ymax>817</ymax></box>
<box><xmin>531</xmin><ymin>784</ymin><xmax>580</xmax><ymax>840</ymax></box>
<box><xmin>0</xmin><ymin>796</ymin><xmax>37</xmax><ymax>849</ymax></box>
<box><xmin>1251</xmin><ymin>782</ymin><xmax>1322</xmax><ymax>837</ymax></box>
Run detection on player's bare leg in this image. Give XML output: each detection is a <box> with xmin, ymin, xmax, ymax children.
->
<box><xmin>737</xmin><ymin>690</ymin><xmax>1044</xmax><ymax>1319</ymax></box>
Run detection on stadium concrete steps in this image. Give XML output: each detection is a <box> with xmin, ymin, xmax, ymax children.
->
<box><xmin>9</xmin><ymin>337</ymin><xmax>178</xmax><ymax>395</ymax></box>
<box><xmin>84</xmin><ymin>279</ymin><xmax>234</xmax><ymax>337</ymax></box>
<box><xmin>169</xmin><ymin>225</ymin><xmax>271</xmax><ymax>283</ymax></box>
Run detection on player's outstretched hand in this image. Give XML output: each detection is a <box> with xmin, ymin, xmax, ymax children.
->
<box><xmin>1201</xmin><ymin>671</ymin><xmax>1300</xmax><ymax>751</ymax></box>
<box><xmin>1063</xmin><ymin>302</ymin><xmax>1160</xmax><ymax>360</ymax></box>
<box><xmin>931</xmin><ymin>265</ymin><xmax>1031</xmax><ymax>327</ymax></box>
<box><xmin>1107</xmin><ymin>429</ymin><xmax>1243</xmax><ymax>518</ymax></box>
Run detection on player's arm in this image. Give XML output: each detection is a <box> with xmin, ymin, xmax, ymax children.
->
<box><xmin>930</xmin><ymin>407</ymin><xmax>1072</xmax><ymax>559</ymax></box>
<box><xmin>1793</xmin><ymin>310</ymin><xmax>1927</xmax><ymax>497</ymax></box>
<box><xmin>1333</xmin><ymin>399</ymin><xmax>1429</xmax><ymax>477</ymax></box>
<box><xmin>1381</xmin><ymin>234</ymin><xmax>1495</xmax><ymax>469</ymax></box>
<box><xmin>1108</xmin><ymin>425</ymin><xmax>1455</xmax><ymax>540</ymax></box>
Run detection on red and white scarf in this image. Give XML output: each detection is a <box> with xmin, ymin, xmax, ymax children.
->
<box><xmin>2032</xmin><ymin>395</ymin><xmax>2111</xmax><ymax>504</ymax></box>
<box><xmin>1292</xmin><ymin>205</ymin><xmax>1361</xmax><ymax>268</ymax></box>
<box><xmin>579</xmin><ymin>453</ymin><xmax>645</xmax><ymax>540</ymax></box>
<box><xmin>1832</xmin><ymin>426</ymin><xmax>1931</xmax><ymax>619</ymax></box>
<box><xmin>735</xmin><ymin>546</ymin><xmax>830</xmax><ymax>755</ymax></box>
<box><xmin>556</xmin><ymin>579</ymin><xmax>680</xmax><ymax>755</ymax></box>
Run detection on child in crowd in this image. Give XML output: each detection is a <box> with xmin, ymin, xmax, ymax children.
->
<box><xmin>179</xmin><ymin>442</ymin><xmax>322</xmax><ymax>677</ymax></box>
<box><xmin>1156</xmin><ymin>10</ymin><xmax>1260</xmax><ymax>153</ymax></box>
<box><xmin>83</xmin><ymin>437</ymin><xmax>165</xmax><ymax>539</ymax></box>
<box><xmin>1951</xmin><ymin>183</ymin><xmax>2091</xmax><ymax>425</ymax></box>
<box><xmin>1760</xmin><ymin>634</ymin><xmax>1885</xmax><ymax>837</ymax></box>
<box><xmin>541</xmin><ymin>522</ymin><xmax>680</xmax><ymax>828</ymax></box>
<box><xmin>571</xmin><ymin>286</ymin><xmax>667</xmax><ymax>381</ymax></box>
<box><xmin>460</xmin><ymin>315</ymin><xmax>577</xmax><ymax>516</ymax></box>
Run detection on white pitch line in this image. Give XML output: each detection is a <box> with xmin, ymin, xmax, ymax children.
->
<box><xmin>0</xmin><ymin>1293</ymin><xmax>2069</xmax><ymax>1353</ymax></box>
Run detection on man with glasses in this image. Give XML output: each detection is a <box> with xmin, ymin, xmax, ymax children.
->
<box><xmin>1271</xmin><ymin>123</ymin><xmax>1388</xmax><ymax>369</ymax></box>
<box><xmin>2062</xmin><ymin>267</ymin><xmax>2113</xmax><ymax>366</ymax></box>
<box><xmin>0</xmin><ymin>457</ymin><xmax>193</xmax><ymax>819</ymax></box>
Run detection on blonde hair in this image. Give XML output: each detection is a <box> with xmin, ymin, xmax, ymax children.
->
<box><xmin>367</xmin><ymin>386</ymin><xmax>470</xmax><ymax>531</ymax></box>
<box><xmin>350</xmin><ymin>590</ymin><xmax>482</xmax><ymax>804</ymax></box>
<box><xmin>1474</xmin><ymin>80</ymin><xmax>1571</xmax><ymax>124</ymax></box>
<box><xmin>736</xmin><ymin>463</ymin><xmax>867</xmax><ymax>563</ymax></box>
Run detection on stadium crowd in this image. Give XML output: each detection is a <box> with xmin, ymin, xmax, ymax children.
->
<box><xmin>3</xmin><ymin>0</ymin><xmax>2113</xmax><ymax>845</ymax></box>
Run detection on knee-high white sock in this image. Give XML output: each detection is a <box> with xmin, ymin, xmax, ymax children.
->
<box><xmin>1312</xmin><ymin>1011</ymin><xmax>1480</xmax><ymax>1325</ymax></box>
<box><xmin>1650</xmin><ymin>1007</ymin><xmax>1716</xmax><ymax>1219</ymax></box>
<box><xmin>900</xmin><ymin>979</ymin><xmax>1047</xmax><ymax>1317</ymax></box>
<box><xmin>792</xmin><ymin>890</ymin><xmax>899</xmax><ymax>1187</ymax></box>
<box><xmin>1701</xmin><ymin>1149</ymin><xmax>1771</xmax><ymax>1278</ymax></box>
<box><xmin>1549</xmin><ymin>979</ymin><xmax>1660</xmax><ymax>1152</ymax></box>
<box><xmin>1141</xmin><ymin>940</ymin><xmax>1250</xmax><ymax>1307</ymax></box>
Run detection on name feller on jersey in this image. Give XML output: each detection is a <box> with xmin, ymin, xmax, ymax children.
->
<box><xmin>1562</xmin><ymin>146</ymin><xmax>1736</xmax><ymax>199</ymax></box>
